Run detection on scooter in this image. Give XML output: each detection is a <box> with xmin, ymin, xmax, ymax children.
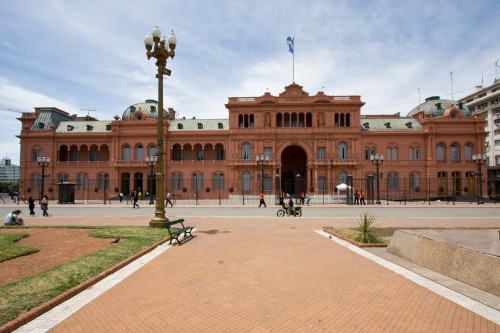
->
<box><xmin>276</xmin><ymin>204</ymin><xmax>302</xmax><ymax>217</ymax></box>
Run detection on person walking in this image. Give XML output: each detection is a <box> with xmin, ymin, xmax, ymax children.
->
<box><xmin>133</xmin><ymin>191</ymin><xmax>140</xmax><ymax>208</ymax></box>
<box><xmin>279</xmin><ymin>191</ymin><xmax>285</xmax><ymax>205</ymax></box>
<box><xmin>166</xmin><ymin>191</ymin><xmax>174</xmax><ymax>207</ymax></box>
<box><xmin>119</xmin><ymin>192</ymin><xmax>123</xmax><ymax>203</ymax></box>
<box><xmin>41</xmin><ymin>195</ymin><xmax>49</xmax><ymax>216</ymax></box>
<box><xmin>28</xmin><ymin>196</ymin><xmax>36</xmax><ymax>217</ymax></box>
<box><xmin>258</xmin><ymin>192</ymin><xmax>267</xmax><ymax>207</ymax></box>
<box><xmin>300</xmin><ymin>191</ymin><xmax>305</xmax><ymax>205</ymax></box>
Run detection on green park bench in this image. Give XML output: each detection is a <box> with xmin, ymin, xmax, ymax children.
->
<box><xmin>162</xmin><ymin>219</ymin><xmax>194</xmax><ymax>245</ymax></box>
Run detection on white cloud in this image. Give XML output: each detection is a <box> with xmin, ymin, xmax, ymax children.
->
<box><xmin>1</xmin><ymin>0</ymin><xmax>499</xmax><ymax>165</ymax></box>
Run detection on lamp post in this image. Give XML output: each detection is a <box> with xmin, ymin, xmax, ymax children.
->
<box><xmin>370</xmin><ymin>153</ymin><xmax>384</xmax><ymax>204</ymax></box>
<box><xmin>218</xmin><ymin>173</ymin><xmax>223</xmax><ymax>206</ymax></box>
<box><xmin>146</xmin><ymin>155</ymin><xmax>157</xmax><ymax>205</ymax></box>
<box><xmin>256</xmin><ymin>154</ymin><xmax>269</xmax><ymax>194</ymax></box>
<box><xmin>37</xmin><ymin>156</ymin><xmax>50</xmax><ymax>203</ymax></box>
<box><xmin>472</xmin><ymin>153</ymin><xmax>487</xmax><ymax>204</ymax></box>
<box><xmin>144</xmin><ymin>25</ymin><xmax>176</xmax><ymax>227</ymax></box>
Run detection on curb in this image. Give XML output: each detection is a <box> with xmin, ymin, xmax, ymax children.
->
<box><xmin>323</xmin><ymin>228</ymin><xmax>388</xmax><ymax>248</ymax></box>
<box><xmin>0</xmin><ymin>237</ymin><xmax>172</xmax><ymax>333</ymax></box>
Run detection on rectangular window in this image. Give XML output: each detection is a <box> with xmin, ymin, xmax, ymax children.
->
<box><xmin>212</xmin><ymin>174</ymin><xmax>225</xmax><ymax>190</ymax></box>
<box><xmin>264</xmin><ymin>147</ymin><xmax>272</xmax><ymax>160</ymax></box>
<box><xmin>415</xmin><ymin>148</ymin><xmax>420</xmax><ymax>160</ymax></box>
<box><xmin>386</xmin><ymin>148</ymin><xmax>392</xmax><ymax>161</ymax></box>
<box><xmin>318</xmin><ymin>177</ymin><xmax>326</xmax><ymax>191</ymax></box>
<box><xmin>317</xmin><ymin>147</ymin><xmax>325</xmax><ymax>160</ymax></box>
<box><xmin>172</xmin><ymin>173</ymin><xmax>183</xmax><ymax>190</ymax></box>
<box><xmin>263</xmin><ymin>176</ymin><xmax>272</xmax><ymax>191</ymax></box>
<box><xmin>192</xmin><ymin>173</ymin><xmax>203</xmax><ymax>190</ymax></box>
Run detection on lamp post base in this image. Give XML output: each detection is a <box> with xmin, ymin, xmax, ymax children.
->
<box><xmin>149</xmin><ymin>216</ymin><xmax>169</xmax><ymax>228</ymax></box>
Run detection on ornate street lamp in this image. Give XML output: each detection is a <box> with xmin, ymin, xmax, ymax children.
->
<box><xmin>144</xmin><ymin>26</ymin><xmax>176</xmax><ymax>227</ymax></box>
<box><xmin>218</xmin><ymin>173</ymin><xmax>223</xmax><ymax>206</ymax></box>
<box><xmin>472</xmin><ymin>153</ymin><xmax>487</xmax><ymax>204</ymax></box>
<box><xmin>256</xmin><ymin>154</ymin><xmax>269</xmax><ymax>194</ymax></box>
<box><xmin>37</xmin><ymin>156</ymin><xmax>50</xmax><ymax>203</ymax></box>
<box><xmin>370</xmin><ymin>153</ymin><xmax>384</xmax><ymax>204</ymax></box>
<box><xmin>146</xmin><ymin>155</ymin><xmax>157</xmax><ymax>205</ymax></box>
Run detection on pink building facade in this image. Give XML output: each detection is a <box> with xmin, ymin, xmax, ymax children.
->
<box><xmin>17</xmin><ymin>83</ymin><xmax>486</xmax><ymax>203</ymax></box>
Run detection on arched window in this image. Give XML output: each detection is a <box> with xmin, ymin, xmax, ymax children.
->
<box><xmin>338</xmin><ymin>171</ymin><xmax>348</xmax><ymax>184</ymax></box>
<box><xmin>242</xmin><ymin>171</ymin><xmax>251</xmax><ymax>192</ymax></box>
<box><xmin>239</xmin><ymin>114</ymin><xmax>244</xmax><ymax>128</ymax></box>
<box><xmin>365</xmin><ymin>146</ymin><xmax>375</xmax><ymax>160</ymax></box>
<box><xmin>464</xmin><ymin>144</ymin><xmax>472</xmax><ymax>161</ymax></box>
<box><xmin>135</xmin><ymin>145</ymin><xmax>143</xmax><ymax>161</ymax></box>
<box><xmin>414</xmin><ymin>147</ymin><xmax>420</xmax><ymax>160</ymax></box>
<box><xmin>284</xmin><ymin>113</ymin><xmax>290</xmax><ymax>127</ymax></box>
<box><xmin>77</xmin><ymin>173</ymin><xmax>89</xmax><ymax>190</ymax></box>
<box><xmin>334</xmin><ymin>113</ymin><xmax>339</xmax><ymax>127</ymax></box>
<box><xmin>97</xmin><ymin>173</ymin><xmax>109</xmax><ymax>190</ymax></box>
<box><xmin>450</xmin><ymin>144</ymin><xmax>459</xmax><ymax>161</ymax></box>
<box><xmin>171</xmin><ymin>172</ymin><xmax>183</xmax><ymax>190</ymax></box>
<box><xmin>69</xmin><ymin>145</ymin><xmax>78</xmax><ymax>162</ymax></box>
<box><xmin>58</xmin><ymin>173</ymin><xmax>69</xmax><ymax>183</ymax></box>
<box><xmin>276</xmin><ymin>113</ymin><xmax>283</xmax><ymax>127</ymax></box>
<box><xmin>148</xmin><ymin>145</ymin><xmax>156</xmax><ymax>157</ymax></box>
<box><xmin>212</xmin><ymin>173</ymin><xmax>224</xmax><ymax>190</ymax></box>
<box><xmin>306</xmin><ymin>113</ymin><xmax>312</xmax><ymax>127</ymax></box>
<box><xmin>338</xmin><ymin>142</ymin><xmax>348</xmax><ymax>160</ymax></box>
<box><xmin>291</xmin><ymin>113</ymin><xmax>297</xmax><ymax>127</ymax></box>
<box><xmin>242</xmin><ymin>142</ymin><xmax>251</xmax><ymax>160</ymax></box>
<box><xmin>408</xmin><ymin>147</ymin><xmax>413</xmax><ymax>161</ymax></box>
<box><xmin>89</xmin><ymin>145</ymin><xmax>98</xmax><ymax>162</ymax></box>
<box><xmin>215</xmin><ymin>144</ymin><xmax>225</xmax><ymax>160</ymax></box>
<box><xmin>192</xmin><ymin>173</ymin><xmax>203</xmax><ymax>190</ymax></box>
<box><xmin>122</xmin><ymin>145</ymin><xmax>130</xmax><ymax>161</ymax></box>
<box><xmin>436</xmin><ymin>144</ymin><xmax>444</xmax><ymax>161</ymax></box>
<box><xmin>409</xmin><ymin>172</ymin><xmax>420</xmax><ymax>191</ymax></box>
<box><xmin>386</xmin><ymin>146</ymin><xmax>397</xmax><ymax>161</ymax></box>
<box><xmin>298</xmin><ymin>113</ymin><xmax>305</xmax><ymax>127</ymax></box>
<box><xmin>387</xmin><ymin>172</ymin><xmax>399</xmax><ymax>190</ymax></box>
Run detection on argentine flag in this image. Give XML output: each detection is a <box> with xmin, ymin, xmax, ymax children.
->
<box><xmin>286</xmin><ymin>36</ymin><xmax>294</xmax><ymax>54</ymax></box>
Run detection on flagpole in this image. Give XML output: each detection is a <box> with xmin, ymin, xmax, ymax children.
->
<box><xmin>293</xmin><ymin>49</ymin><xmax>295</xmax><ymax>83</ymax></box>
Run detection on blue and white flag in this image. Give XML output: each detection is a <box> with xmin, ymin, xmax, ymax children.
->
<box><xmin>286</xmin><ymin>36</ymin><xmax>294</xmax><ymax>54</ymax></box>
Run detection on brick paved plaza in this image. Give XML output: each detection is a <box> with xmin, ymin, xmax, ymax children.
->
<box><xmin>2</xmin><ymin>204</ymin><xmax>500</xmax><ymax>332</ymax></box>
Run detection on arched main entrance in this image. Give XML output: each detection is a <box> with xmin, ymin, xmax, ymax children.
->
<box><xmin>280</xmin><ymin>145</ymin><xmax>307</xmax><ymax>195</ymax></box>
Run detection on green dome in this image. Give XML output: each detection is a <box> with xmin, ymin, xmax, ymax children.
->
<box><xmin>122</xmin><ymin>100</ymin><xmax>167</xmax><ymax>120</ymax></box>
<box><xmin>407</xmin><ymin>96</ymin><xmax>472</xmax><ymax>118</ymax></box>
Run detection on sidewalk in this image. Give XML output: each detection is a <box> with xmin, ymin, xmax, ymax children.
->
<box><xmin>13</xmin><ymin>215</ymin><xmax>500</xmax><ymax>332</ymax></box>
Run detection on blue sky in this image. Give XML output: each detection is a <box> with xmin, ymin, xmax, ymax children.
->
<box><xmin>1</xmin><ymin>0</ymin><xmax>499</xmax><ymax>165</ymax></box>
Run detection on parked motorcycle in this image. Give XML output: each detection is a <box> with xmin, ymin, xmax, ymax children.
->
<box><xmin>276</xmin><ymin>204</ymin><xmax>302</xmax><ymax>217</ymax></box>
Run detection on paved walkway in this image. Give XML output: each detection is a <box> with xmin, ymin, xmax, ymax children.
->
<box><xmin>12</xmin><ymin>215</ymin><xmax>500</xmax><ymax>333</ymax></box>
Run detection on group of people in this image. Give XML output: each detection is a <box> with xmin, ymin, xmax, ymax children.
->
<box><xmin>4</xmin><ymin>195</ymin><xmax>50</xmax><ymax>226</ymax></box>
<box><xmin>130</xmin><ymin>190</ymin><xmax>174</xmax><ymax>208</ymax></box>
<box><xmin>353</xmin><ymin>190</ymin><xmax>366</xmax><ymax>205</ymax></box>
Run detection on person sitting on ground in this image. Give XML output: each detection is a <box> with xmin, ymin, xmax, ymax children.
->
<box><xmin>4</xmin><ymin>209</ymin><xmax>24</xmax><ymax>226</ymax></box>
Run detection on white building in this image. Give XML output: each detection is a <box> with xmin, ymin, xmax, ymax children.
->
<box><xmin>459</xmin><ymin>79</ymin><xmax>500</xmax><ymax>199</ymax></box>
<box><xmin>0</xmin><ymin>157</ymin><xmax>20</xmax><ymax>183</ymax></box>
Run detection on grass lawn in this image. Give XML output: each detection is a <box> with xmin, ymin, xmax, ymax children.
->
<box><xmin>0</xmin><ymin>234</ymin><xmax>38</xmax><ymax>262</ymax></box>
<box><xmin>0</xmin><ymin>226</ymin><xmax>169</xmax><ymax>327</ymax></box>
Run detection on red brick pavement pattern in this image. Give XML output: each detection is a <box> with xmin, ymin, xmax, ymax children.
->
<box><xmin>48</xmin><ymin>217</ymin><xmax>499</xmax><ymax>333</ymax></box>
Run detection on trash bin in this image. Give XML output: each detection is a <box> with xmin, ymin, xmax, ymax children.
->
<box><xmin>13</xmin><ymin>197</ymin><xmax>17</xmax><ymax>203</ymax></box>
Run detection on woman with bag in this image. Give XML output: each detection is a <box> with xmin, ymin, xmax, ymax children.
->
<box><xmin>41</xmin><ymin>195</ymin><xmax>50</xmax><ymax>216</ymax></box>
